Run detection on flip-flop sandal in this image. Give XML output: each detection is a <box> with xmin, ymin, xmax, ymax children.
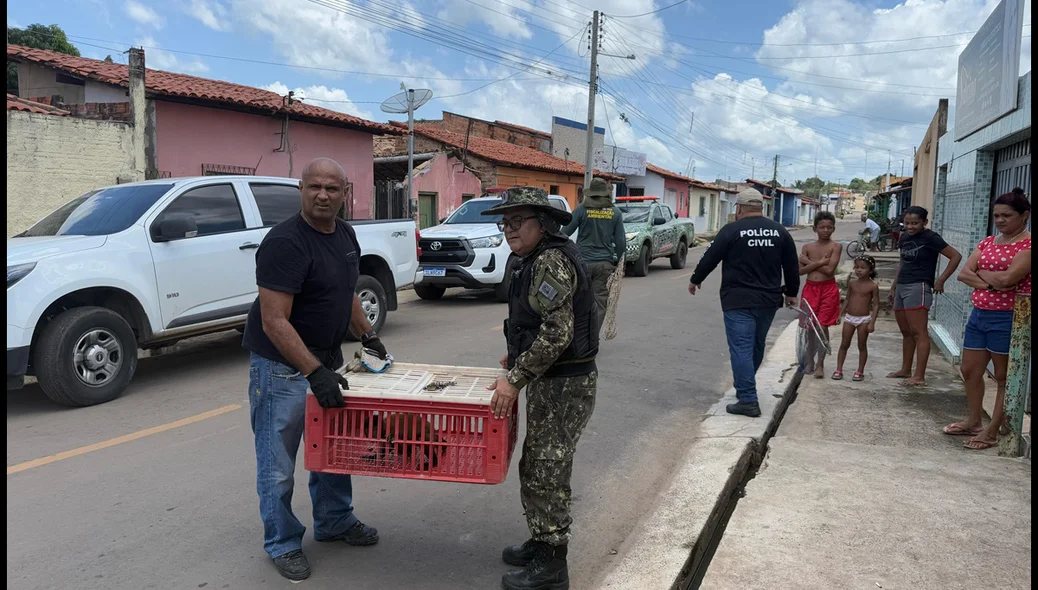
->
<box><xmin>943</xmin><ymin>423</ymin><xmax>982</xmax><ymax>436</ymax></box>
<box><xmin>900</xmin><ymin>380</ymin><xmax>927</xmax><ymax>387</ymax></box>
<box><xmin>831</xmin><ymin>371</ymin><xmax>843</xmax><ymax>380</ymax></box>
<box><xmin>852</xmin><ymin>372</ymin><xmax>865</xmax><ymax>381</ymax></box>
<box><xmin>963</xmin><ymin>438</ymin><xmax>996</xmax><ymax>450</ymax></box>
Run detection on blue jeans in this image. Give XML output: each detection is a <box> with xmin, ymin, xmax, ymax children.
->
<box><xmin>249</xmin><ymin>353</ymin><xmax>358</xmax><ymax>558</ymax></box>
<box><xmin>723</xmin><ymin>308</ymin><xmax>778</xmax><ymax>404</ymax></box>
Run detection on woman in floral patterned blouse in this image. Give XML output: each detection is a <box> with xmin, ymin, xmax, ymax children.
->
<box><xmin>948</xmin><ymin>189</ymin><xmax>1031</xmax><ymax>450</ymax></box>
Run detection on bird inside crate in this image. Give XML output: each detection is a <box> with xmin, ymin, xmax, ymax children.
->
<box><xmin>355</xmin><ymin>411</ymin><xmax>447</xmax><ymax>470</ymax></box>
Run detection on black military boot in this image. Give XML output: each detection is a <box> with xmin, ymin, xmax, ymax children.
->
<box><xmin>501</xmin><ymin>542</ymin><xmax>569</xmax><ymax>590</ymax></box>
<box><xmin>502</xmin><ymin>539</ymin><xmax>538</xmax><ymax>566</ymax></box>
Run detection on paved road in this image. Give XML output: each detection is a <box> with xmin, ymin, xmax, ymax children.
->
<box><xmin>6</xmin><ymin>217</ymin><xmax>862</xmax><ymax>590</ymax></box>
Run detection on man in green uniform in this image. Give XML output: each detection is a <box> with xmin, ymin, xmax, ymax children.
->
<box><xmin>562</xmin><ymin>177</ymin><xmax>625</xmax><ymax>328</ymax></box>
<box><xmin>483</xmin><ymin>187</ymin><xmax>599</xmax><ymax>590</ymax></box>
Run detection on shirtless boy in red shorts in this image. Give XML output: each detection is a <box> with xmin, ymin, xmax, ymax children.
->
<box><xmin>800</xmin><ymin>211</ymin><xmax>843</xmax><ymax>377</ymax></box>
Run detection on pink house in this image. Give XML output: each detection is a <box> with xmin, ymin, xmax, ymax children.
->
<box><xmin>406</xmin><ymin>153</ymin><xmax>484</xmax><ymax>226</ymax></box>
<box><xmin>8</xmin><ymin>44</ymin><xmax>400</xmax><ymax>219</ymax></box>
<box><xmin>645</xmin><ymin>163</ymin><xmax>693</xmax><ymax>217</ymax></box>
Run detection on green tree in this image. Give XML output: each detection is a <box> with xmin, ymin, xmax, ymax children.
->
<box><xmin>801</xmin><ymin>176</ymin><xmax>826</xmax><ymax>197</ymax></box>
<box><xmin>7</xmin><ymin>24</ymin><xmax>81</xmax><ymax>95</ymax></box>
<box><xmin>104</xmin><ymin>55</ymin><xmax>114</xmax><ymax>63</ymax></box>
<box><xmin>848</xmin><ymin>177</ymin><xmax>869</xmax><ymax>191</ymax></box>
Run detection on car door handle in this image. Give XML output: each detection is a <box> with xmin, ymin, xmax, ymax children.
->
<box><xmin>239</xmin><ymin>242</ymin><xmax>259</xmax><ymax>250</ymax></box>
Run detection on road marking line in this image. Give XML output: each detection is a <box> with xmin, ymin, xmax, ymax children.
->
<box><xmin>672</xmin><ymin>273</ymin><xmax>694</xmax><ymax>280</ymax></box>
<box><xmin>6</xmin><ymin>404</ymin><xmax>242</xmax><ymax>475</ymax></box>
<box><xmin>489</xmin><ymin>323</ymin><xmax>503</xmax><ymax>331</ymax></box>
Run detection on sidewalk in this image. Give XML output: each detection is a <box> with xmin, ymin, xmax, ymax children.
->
<box><xmin>699</xmin><ymin>320</ymin><xmax>1032</xmax><ymax>589</ymax></box>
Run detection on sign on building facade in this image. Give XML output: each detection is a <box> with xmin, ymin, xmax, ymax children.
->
<box><xmin>954</xmin><ymin>0</ymin><xmax>1025</xmax><ymax>140</ymax></box>
<box><xmin>595</xmin><ymin>145</ymin><xmax>647</xmax><ymax>177</ymax></box>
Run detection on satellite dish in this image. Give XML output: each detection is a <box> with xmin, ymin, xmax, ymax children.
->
<box><xmin>380</xmin><ymin>89</ymin><xmax>433</xmax><ymax>114</ymax></box>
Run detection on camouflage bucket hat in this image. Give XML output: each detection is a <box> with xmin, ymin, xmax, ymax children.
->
<box><xmin>585</xmin><ymin>177</ymin><xmax>612</xmax><ymax>198</ymax></box>
<box><xmin>481</xmin><ymin>186</ymin><xmax>573</xmax><ymax>226</ymax></box>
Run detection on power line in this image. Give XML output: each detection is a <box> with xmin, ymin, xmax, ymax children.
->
<box><xmin>610</xmin><ymin>0</ymin><xmax>688</xmax><ymax>19</ymax></box>
<box><xmin>53</xmin><ymin>33</ymin><xmax>571</xmax><ymax>82</ymax></box>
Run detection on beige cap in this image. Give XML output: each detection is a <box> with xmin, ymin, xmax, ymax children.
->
<box><xmin>735</xmin><ymin>188</ymin><xmax>764</xmax><ymax>206</ymax></box>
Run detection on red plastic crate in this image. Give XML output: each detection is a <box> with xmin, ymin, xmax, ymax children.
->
<box><xmin>304</xmin><ymin>394</ymin><xmax>519</xmax><ymax>484</ymax></box>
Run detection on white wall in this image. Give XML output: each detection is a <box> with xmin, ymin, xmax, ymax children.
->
<box><xmin>550</xmin><ymin>118</ymin><xmax>605</xmax><ymax>166</ymax></box>
<box><xmin>7</xmin><ymin>111</ymin><xmax>139</xmax><ymax>236</ymax></box>
<box><xmin>624</xmin><ymin>170</ymin><xmax>666</xmax><ymax>197</ymax></box>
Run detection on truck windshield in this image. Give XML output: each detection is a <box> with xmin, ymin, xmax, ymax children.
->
<box><xmin>444</xmin><ymin>199</ymin><xmax>503</xmax><ymax>223</ymax></box>
<box><xmin>618</xmin><ymin>204</ymin><xmax>652</xmax><ymax>223</ymax></box>
<box><xmin>17</xmin><ymin>184</ymin><xmax>175</xmax><ymax>237</ymax></box>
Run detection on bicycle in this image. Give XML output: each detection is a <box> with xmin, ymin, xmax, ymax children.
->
<box><xmin>847</xmin><ymin>229</ymin><xmax>894</xmax><ymax>257</ymax></box>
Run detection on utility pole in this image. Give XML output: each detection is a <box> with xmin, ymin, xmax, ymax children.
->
<box><xmin>582</xmin><ymin>10</ymin><xmax>601</xmax><ymax>191</ymax></box>
<box><xmin>885</xmin><ymin>150</ymin><xmax>891</xmax><ymax>191</ymax></box>
<box><xmin>900</xmin><ymin>159</ymin><xmax>905</xmax><ymax>177</ymax></box>
<box><xmin>771</xmin><ymin>154</ymin><xmax>780</xmax><ymax>221</ymax></box>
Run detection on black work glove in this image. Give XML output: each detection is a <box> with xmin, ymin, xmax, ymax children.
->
<box><xmin>306</xmin><ymin>366</ymin><xmax>348</xmax><ymax>408</ymax></box>
<box><xmin>361</xmin><ymin>335</ymin><xmax>388</xmax><ymax>360</ymax></box>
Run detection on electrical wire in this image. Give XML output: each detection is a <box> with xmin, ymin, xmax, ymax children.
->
<box><xmin>610</xmin><ymin>0</ymin><xmax>689</xmax><ymax>19</ymax></box>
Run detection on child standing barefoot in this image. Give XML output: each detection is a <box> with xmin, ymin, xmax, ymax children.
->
<box><xmin>833</xmin><ymin>256</ymin><xmax>880</xmax><ymax>381</ymax></box>
<box><xmin>800</xmin><ymin>211</ymin><xmax>843</xmax><ymax>378</ymax></box>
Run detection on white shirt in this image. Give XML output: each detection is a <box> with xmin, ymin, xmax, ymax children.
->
<box><xmin>865</xmin><ymin>218</ymin><xmax>880</xmax><ymax>232</ymax></box>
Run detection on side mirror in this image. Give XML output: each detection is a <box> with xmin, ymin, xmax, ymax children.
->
<box><xmin>438</xmin><ymin>217</ymin><xmax>447</xmax><ymax>224</ymax></box>
<box><xmin>653</xmin><ymin>216</ymin><xmax>666</xmax><ymax>226</ymax></box>
<box><xmin>153</xmin><ymin>214</ymin><xmax>198</xmax><ymax>242</ymax></box>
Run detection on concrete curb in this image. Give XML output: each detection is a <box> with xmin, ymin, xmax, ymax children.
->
<box><xmin>595</xmin><ymin>320</ymin><xmax>802</xmax><ymax>590</ymax></box>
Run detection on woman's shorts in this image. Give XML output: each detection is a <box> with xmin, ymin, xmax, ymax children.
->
<box><xmin>963</xmin><ymin>308</ymin><xmax>1014</xmax><ymax>355</ymax></box>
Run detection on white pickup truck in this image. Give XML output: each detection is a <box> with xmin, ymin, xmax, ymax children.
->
<box><xmin>7</xmin><ymin>176</ymin><xmax>419</xmax><ymax>407</ymax></box>
<box><xmin>414</xmin><ymin>194</ymin><xmax>572</xmax><ymax>302</ymax></box>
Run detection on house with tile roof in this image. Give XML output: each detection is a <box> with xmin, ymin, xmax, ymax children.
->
<box><xmin>374</xmin><ymin>117</ymin><xmax>621</xmax><ymax>214</ymax></box>
<box><xmin>8</xmin><ymin>44</ymin><xmax>402</xmax><ymax>218</ymax></box>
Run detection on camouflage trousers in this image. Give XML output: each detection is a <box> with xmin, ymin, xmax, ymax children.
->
<box><xmin>587</xmin><ymin>261</ymin><xmax>615</xmax><ymax>329</ymax></box>
<box><xmin>519</xmin><ymin>371</ymin><xmax>597</xmax><ymax>546</ymax></box>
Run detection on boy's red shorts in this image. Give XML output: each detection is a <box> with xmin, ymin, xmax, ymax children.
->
<box><xmin>802</xmin><ymin>280</ymin><xmax>841</xmax><ymax>326</ymax></box>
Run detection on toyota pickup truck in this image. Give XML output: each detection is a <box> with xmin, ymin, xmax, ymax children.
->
<box><xmin>7</xmin><ymin>176</ymin><xmax>419</xmax><ymax>407</ymax></box>
<box><xmin>413</xmin><ymin>194</ymin><xmax>573</xmax><ymax>302</ymax></box>
<box><xmin>618</xmin><ymin>196</ymin><xmax>696</xmax><ymax>276</ymax></box>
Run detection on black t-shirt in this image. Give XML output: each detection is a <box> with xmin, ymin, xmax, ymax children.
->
<box><xmin>688</xmin><ymin>216</ymin><xmax>800</xmax><ymax>311</ymax></box>
<box><xmin>897</xmin><ymin>229</ymin><xmax>948</xmax><ymax>287</ymax></box>
<box><xmin>242</xmin><ymin>214</ymin><xmax>360</xmax><ymax>370</ymax></box>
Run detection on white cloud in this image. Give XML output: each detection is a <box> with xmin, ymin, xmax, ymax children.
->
<box><xmin>125</xmin><ymin>0</ymin><xmax>164</xmax><ymax>29</ymax></box>
<box><xmin>263</xmin><ymin>81</ymin><xmax>375</xmax><ymax>120</ymax></box>
<box><xmin>138</xmin><ymin>37</ymin><xmax>209</xmax><ymax>75</ymax></box>
<box><xmin>231</xmin><ymin>0</ymin><xmax>396</xmax><ymax>75</ymax></box>
<box><xmin>186</xmin><ymin>0</ymin><xmax>230</xmax><ymax>31</ymax></box>
<box><xmin>757</xmin><ymin>0</ymin><xmax>1031</xmax><ymax>115</ymax></box>
<box><xmin>438</xmin><ymin>0</ymin><xmax>534</xmax><ymax>40</ymax></box>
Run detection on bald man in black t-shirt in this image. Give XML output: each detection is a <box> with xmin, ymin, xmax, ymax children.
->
<box><xmin>241</xmin><ymin>158</ymin><xmax>388</xmax><ymax>581</ymax></box>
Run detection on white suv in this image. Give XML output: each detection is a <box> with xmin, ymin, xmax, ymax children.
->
<box><xmin>413</xmin><ymin>194</ymin><xmax>572</xmax><ymax>302</ymax></box>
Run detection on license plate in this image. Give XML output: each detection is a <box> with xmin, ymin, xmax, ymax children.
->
<box><xmin>425</xmin><ymin>267</ymin><xmax>446</xmax><ymax>277</ymax></box>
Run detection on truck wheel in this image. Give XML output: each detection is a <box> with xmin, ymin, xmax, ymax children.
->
<box><xmin>414</xmin><ymin>284</ymin><xmax>446</xmax><ymax>301</ymax></box>
<box><xmin>34</xmin><ymin>306</ymin><xmax>138</xmax><ymax>407</ymax></box>
<box><xmin>355</xmin><ymin>275</ymin><xmax>388</xmax><ymax>334</ymax></box>
<box><xmin>670</xmin><ymin>240</ymin><xmax>688</xmax><ymax>269</ymax></box>
<box><xmin>632</xmin><ymin>244</ymin><xmax>651</xmax><ymax>277</ymax></box>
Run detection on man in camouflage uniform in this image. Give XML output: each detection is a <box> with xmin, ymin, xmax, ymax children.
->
<box><xmin>484</xmin><ymin>187</ymin><xmax>599</xmax><ymax>590</ymax></box>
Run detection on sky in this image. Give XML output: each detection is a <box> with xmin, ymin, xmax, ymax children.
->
<box><xmin>7</xmin><ymin>0</ymin><xmax>1033</xmax><ymax>185</ymax></box>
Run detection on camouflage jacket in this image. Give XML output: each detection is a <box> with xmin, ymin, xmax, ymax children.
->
<box><xmin>506</xmin><ymin>248</ymin><xmax>577</xmax><ymax>389</ymax></box>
